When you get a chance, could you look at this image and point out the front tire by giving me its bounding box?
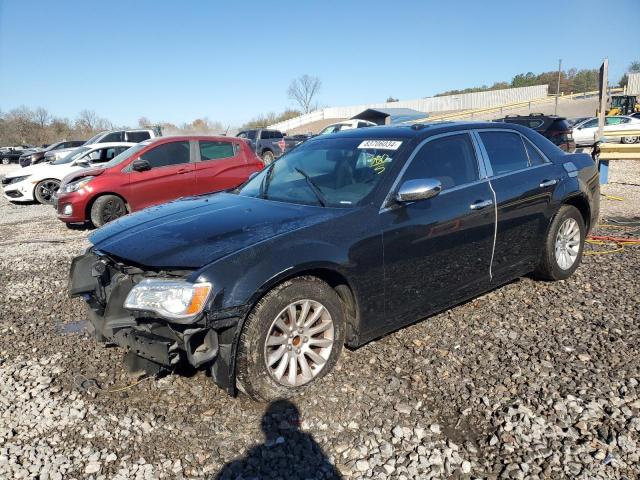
[534,205,585,281]
[1,157,10,165]
[34,179,60,205]
[90,195,127,227]
[621,136,639,144]
[236,276,345,402]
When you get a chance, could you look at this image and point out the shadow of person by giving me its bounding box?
[215,399,342,480]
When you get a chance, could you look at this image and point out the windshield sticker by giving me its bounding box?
[357,140,402,150]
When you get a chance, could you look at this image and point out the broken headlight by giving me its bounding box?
[124,279,212,322]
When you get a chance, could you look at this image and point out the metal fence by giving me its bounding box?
[269,85,549,132]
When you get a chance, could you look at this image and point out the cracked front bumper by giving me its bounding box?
[69,252,241,392]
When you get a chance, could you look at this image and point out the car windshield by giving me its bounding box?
[51,147,91,165]
[83,132,105,145]
[318,124,347,135]
[100,143,145,169]
[237,137,403,207]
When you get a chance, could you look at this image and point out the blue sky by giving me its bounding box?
[0,0,637,127]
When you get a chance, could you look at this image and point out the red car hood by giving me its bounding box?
[61,167,106,185]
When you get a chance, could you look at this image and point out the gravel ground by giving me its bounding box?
[0,161,639,479]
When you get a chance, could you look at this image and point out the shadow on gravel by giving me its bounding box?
[215,399,342,480]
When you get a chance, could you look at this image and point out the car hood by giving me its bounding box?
[5,163,50,178]
[90,193,350,269]
[7,162,83,180]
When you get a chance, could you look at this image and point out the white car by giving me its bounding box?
[2,142,135,204]
[44,128,159,162]
[572,116,640,146]
[318,119,377,135]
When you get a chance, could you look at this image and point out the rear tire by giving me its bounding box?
[2,157,11,165]
[534,205,585,281]
[621,136,639,144]
[236,276,345,402]
[90,195,127,228]
[34,179,60,205]
[261,150,275,165]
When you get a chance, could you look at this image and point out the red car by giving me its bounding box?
[56,136,263,227]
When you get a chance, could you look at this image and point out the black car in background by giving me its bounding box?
[70,122,599,401]
[1,145,37,165]
[19,140,85,167]
[496,114,576,152]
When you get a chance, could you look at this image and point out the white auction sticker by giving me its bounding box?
[357,140,402,150]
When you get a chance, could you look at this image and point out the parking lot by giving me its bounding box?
[0,160,638,479]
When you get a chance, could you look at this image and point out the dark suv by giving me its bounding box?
[496,114,576,152]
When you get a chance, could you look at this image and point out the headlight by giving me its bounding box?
[124,279,212,321]
[6,175,30,185]
[62,176,94,193]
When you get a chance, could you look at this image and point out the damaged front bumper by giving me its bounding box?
[69,251,244,393]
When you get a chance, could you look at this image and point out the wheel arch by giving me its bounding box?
[85,192,131,221]
[224,266,360,396]
[562,194,591,231]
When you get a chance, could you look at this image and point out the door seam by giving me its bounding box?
[487,179,498,281]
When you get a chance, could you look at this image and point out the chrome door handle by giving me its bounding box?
[470,199,493,210]
[540,179,557,188]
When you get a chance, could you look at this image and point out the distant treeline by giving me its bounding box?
[0,107,231,147]
[435,68,601,97]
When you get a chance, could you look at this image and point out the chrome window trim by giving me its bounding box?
[379,130,484,213]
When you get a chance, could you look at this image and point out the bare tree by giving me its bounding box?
[33,107,51,128]
[287,75,321,114]
[75,109,99,132]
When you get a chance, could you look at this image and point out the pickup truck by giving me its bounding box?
[236,129,308,164]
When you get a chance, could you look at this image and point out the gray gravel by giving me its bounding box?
[0,162,639,479]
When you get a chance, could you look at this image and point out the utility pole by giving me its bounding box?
[554,59,562,115]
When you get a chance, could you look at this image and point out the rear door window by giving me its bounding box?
[126,131,151,142]
[141,141,191,168]
[199,141,235,161]
[403,133,479,190]
[479,131,530,175]
[100,132,123,143]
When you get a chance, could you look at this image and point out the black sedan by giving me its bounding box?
[69,122,600,401]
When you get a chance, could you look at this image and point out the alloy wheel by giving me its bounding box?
[555,218,581,270]
[101,199,126,223]
[264,299,334,387]
[37,180,60,203]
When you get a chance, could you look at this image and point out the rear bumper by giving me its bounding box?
[69,252,240,393]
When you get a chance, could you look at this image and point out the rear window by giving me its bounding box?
[550,119,571,131]
[270,131,283,139]
[199,141,235,161]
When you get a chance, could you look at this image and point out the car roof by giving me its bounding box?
[82,142,137,150]
[314,121,524,140]
[144,135,243,144]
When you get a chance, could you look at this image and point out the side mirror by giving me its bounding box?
[132,159,151,172]
[396,178,442,203]
[72,160,91,167]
